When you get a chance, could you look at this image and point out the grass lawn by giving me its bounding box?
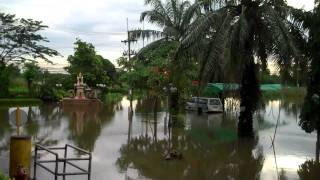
[0,98,42,107]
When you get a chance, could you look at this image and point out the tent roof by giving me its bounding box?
[205,83,284,94]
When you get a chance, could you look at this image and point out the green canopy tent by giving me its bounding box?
[203,83,285,96]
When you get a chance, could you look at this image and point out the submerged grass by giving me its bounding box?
[188,128,237,145]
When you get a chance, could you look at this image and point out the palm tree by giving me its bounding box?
[178,0,299,137]
[131,0,199,41]
[298,1,320,157]
[130,0,199,109]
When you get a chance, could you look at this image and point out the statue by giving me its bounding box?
[75,72,86,99]
[62,72,102,107]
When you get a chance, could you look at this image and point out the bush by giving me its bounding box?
[8,86,29,98]
[104,92,123,103]
[39,85,67,101]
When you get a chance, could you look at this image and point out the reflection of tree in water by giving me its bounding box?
[263,96,304,118]
[135,98,163,114]
[0,104,64,153]
[298,159,320,180]
[116,113,264,180]
[65,102,117,151]
[0,107,11,153]
[0,107,10,139]
[25,106,40,138]
[297,131,320,180]
[38,103,62,122]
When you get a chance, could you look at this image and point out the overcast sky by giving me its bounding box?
[0,0,314,71]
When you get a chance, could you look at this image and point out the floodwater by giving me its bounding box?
[0,96,317,180]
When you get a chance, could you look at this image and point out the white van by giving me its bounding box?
[185,97,223,113]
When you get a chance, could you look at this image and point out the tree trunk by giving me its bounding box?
[238,59,260,137]
[316,130,319,163]
[27,80,32,97]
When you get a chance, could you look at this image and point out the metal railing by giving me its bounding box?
[33,144,92,180]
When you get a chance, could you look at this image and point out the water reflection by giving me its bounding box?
[62,102,117,151]
[297,131,320,180]
[117,109,264,179]
[0,96,316,179]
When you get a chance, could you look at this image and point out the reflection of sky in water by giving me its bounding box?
[0,97,317,179]
[258,100,316,179]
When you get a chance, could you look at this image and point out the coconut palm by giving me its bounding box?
[131,0,199,41]
[178,0,299,137]
[298,1,320,148]
[128,0,200,110]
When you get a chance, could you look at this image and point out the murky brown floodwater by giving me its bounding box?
[0,96,317,180]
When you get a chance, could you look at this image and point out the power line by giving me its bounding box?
[50,28,127,36]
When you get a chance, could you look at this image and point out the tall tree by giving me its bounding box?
[131,0,199,41]
[178,0,299,137]
[298,0,320,161]
[131,0,199,108]
[23,61,41,96]
[65,39,116,87]
[0,13,59,64]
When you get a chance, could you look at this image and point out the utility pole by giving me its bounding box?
[121,18,137,113]
[121,18,137,61]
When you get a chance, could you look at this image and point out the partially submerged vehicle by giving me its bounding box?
[185,97,223,113]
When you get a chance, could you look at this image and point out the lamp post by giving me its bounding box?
[55,84,62,88]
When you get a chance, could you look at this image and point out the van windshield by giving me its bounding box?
[210,99,221,105]
[199,98,208,103]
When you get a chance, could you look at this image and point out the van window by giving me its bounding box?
[210,99,221,105]
[200,98,208,103]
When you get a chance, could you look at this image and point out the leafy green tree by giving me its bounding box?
[0,62,10,97]
[23,61,41,96]
[179,0,299,137]
[65,39,116,87]
[0,13,59,64]
[38,72,73,101]
[0,13,58,98]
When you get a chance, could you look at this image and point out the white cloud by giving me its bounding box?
[0,0,315,72]
[287,0,314,11]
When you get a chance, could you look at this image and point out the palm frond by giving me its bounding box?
[262,5,299,68]
[142,0,174,28]
[129,29,163,41]
[199,10,234,89]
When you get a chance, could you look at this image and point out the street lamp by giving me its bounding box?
[55,84,62,88]
[96,84,106,88]
[95,84,106,99]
